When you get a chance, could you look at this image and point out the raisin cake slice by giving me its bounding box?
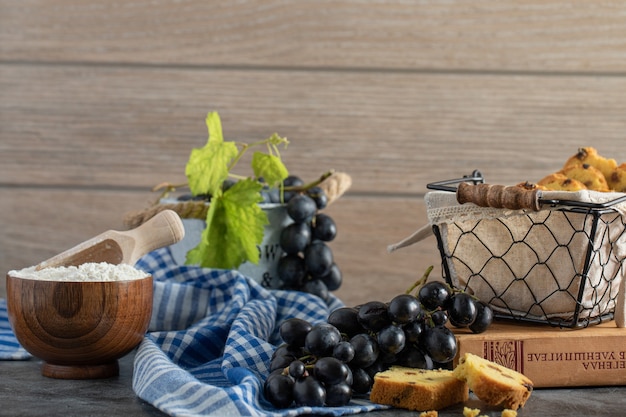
[370,366,469,411]
[453,353,533,410]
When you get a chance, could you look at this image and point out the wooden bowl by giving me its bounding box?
[6,273,153,379]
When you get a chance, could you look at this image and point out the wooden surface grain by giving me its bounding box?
[2,1,626,306]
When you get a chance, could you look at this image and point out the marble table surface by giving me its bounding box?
[2,352,625,417]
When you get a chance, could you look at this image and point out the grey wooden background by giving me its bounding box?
[2,1,626,306]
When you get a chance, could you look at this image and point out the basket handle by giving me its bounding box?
[456,182,541,211]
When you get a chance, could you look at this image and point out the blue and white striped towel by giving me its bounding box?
[0,298,31,360]
[132,248,388,416]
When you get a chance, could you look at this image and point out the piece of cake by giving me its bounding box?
[453,353,533,410]
[370,366,469,411]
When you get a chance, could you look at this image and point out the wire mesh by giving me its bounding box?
[428,173,626,328]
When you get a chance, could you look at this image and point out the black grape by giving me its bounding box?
[350,367,373,394]
[430,310,449,327]
[418,281,451,311]
[313,357,350,385]
[349,333,379,369]
[421,326,457,364]
[282,175,304,202]
[304,241,334,278]
[324,382,352,406]
[312,213,337,242]
[304,323,342,356]
[319,263,342,291]
[377,325,406,355]
[279,318,313,347]
[280,223,311,254]
[306,186,328,210]
[357,301,390,332]
[277,255,307,288]
[333,341,355,363]
[448,292,478,328]
[286,194,317,223]
[288,360,306,379]
[327,307,363,338]
[388,294,422,324]
[301,279,329,301]
[293,377,326,407]
[264,373,295,408]
[469,301,494,334]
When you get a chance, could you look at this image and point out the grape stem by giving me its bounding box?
[404,265,434,296]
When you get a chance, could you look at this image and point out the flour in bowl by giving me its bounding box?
[9,262,150,282]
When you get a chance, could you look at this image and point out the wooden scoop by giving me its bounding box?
[35,209,185,270]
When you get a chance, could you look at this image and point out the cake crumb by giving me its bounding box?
[502,410,517,417]
[419,411,437,417]
[463,407,481,417]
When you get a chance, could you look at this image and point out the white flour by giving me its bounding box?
[9,262,150,282]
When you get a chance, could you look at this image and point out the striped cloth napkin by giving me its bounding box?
[0,298,31,360]
[132,248,387,416]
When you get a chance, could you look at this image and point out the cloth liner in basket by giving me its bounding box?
[390,188,626,327]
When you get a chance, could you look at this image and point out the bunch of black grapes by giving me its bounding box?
[264,279,494,408]
[273,175,342,300]
[179,175,343,298]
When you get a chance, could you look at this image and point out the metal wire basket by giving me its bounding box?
[427,171,626,328]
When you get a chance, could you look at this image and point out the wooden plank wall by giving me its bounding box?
[2,1,626,307]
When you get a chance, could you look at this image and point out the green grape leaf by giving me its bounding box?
[186,178,267,269]
[185,112,238,196]
[252,151,289,188]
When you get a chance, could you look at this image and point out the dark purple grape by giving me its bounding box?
[268,186,282,203]
[264,373,294,408]
[327,307,363,338]
[282,176,304,202]
[324,382,352,406]
[388,294,422,324]
[364,360,388,379]
[396,346,433,369]
[357,301,390,332]
[260,186,276,203]
[448,292,478,328]
[469,301,494,334]
[420,326,457,364]
[350,367,373,394]
[305,323,342,356]
[418,281,451,311]
[280,223,311,254]
[272,343,304,361]
[314,357,350,385]
[349,333,379,368]
[306,186,328,210]
[293,376,326,407]
[312,213,337,242]
[430,310,449,327]
[283,175,304,187]
[270,354,296,372]
[289,360,306,379]
[280,318,312,347]
[304,241,334,278]
[319,263,342,291]
[377,325,406,355]
[302,279,329,301]
[277,255,306,288]
[286,194,317,223]
[403,320,424,344]
[333,341,355,363]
